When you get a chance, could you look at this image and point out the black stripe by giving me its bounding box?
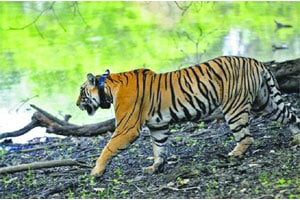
[205,66,213,80]
[157,93,163,119]
[178,100,192,120]
[291,115,297,123]
[273,109,283,122]
[178,75,197,110]
[208,79,219,105]
[190,67,209,101]
[189,67,200,83]
[195,64,205,76]
[156,74,162,102]
[223,91,243,116]
[149,74,154,99]
[228,109,249,125]
[236,134,253,143]
[149,124,169,131]
[169,72,178,112]
[184,68,193,83]
[169,107,179,122]
[164,72,168,90]
[123,73,129,86]
[183,76,194,93]
[194,96,206,115]
[153,136,168,144]
[275,99,283,105]
[232,123,249,133]
[214,59,228,82]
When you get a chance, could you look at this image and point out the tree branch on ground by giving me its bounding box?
[0,159,90,174]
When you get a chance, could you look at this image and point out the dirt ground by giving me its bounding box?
[0,93,299,199]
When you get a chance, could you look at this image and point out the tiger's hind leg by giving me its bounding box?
[223,103,254,156]
[142,126,169,174]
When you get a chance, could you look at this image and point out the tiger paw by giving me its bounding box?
[90,166,104,177]
[229,137,254,156]
[228,149,244,157]
[142,162,165,174]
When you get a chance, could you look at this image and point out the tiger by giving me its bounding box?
[76,56,300,177]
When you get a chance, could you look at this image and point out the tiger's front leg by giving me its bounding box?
[224,105,254,156]
[91,129,140,176]
[142,127,169,174]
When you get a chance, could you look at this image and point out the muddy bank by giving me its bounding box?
[0,94,299,199]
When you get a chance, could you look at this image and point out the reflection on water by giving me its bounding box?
[223,28,248,56]
[0,2,299,143]
[222,27,300,61]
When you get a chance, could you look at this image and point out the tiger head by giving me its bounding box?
[76,73,101,116]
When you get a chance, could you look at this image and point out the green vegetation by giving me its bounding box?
[0,2,299,124]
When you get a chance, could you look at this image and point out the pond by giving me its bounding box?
[0,1,299,143]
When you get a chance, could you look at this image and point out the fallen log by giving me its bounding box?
[0,159,90,174]
[263,58,300,93]
[0,119,39,139]
[0,104,115,140]
[0,58,299,141]
[30,104,115,137]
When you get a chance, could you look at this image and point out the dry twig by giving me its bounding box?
[0,159,90,174]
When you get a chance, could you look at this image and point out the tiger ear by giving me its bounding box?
[87,73,96,86]
[104,69,110,76]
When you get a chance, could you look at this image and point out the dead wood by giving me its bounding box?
[0,104,115,140]
[30,104,74,126]
[263,58,300,93]
[30,104,115,137]
[18,142,75,153]
[0,159,90,174]
[0,119,39,140]
[38,181,80,198]
[0,58,298,141]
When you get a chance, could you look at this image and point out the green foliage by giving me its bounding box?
[0,148,8,157]
[198,121,205,129]
[0,2,299,124]
[114,168,123,177]
[25,168,37,187]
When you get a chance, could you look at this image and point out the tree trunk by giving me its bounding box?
[0,58,299,140]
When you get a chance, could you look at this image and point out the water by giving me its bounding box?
[0,2,299,143]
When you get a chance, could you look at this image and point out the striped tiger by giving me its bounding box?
[76,56,300,176]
